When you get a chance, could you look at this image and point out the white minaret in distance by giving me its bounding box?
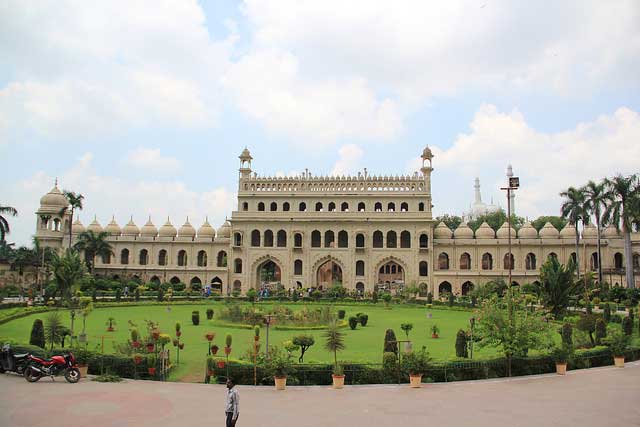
[474,177,482,204]
[506,164,515,214]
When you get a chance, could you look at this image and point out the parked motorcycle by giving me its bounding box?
[0,344,30,375]
[23,352,80,383]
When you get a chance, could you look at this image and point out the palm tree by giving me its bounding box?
[560,186,586,281]
[539,256,578,319]
[61,191,84,249]
[50,249,87,304]
[583,180,608,285]
[0,204,18,243]
[323,321,346,370]
[73,230,112,273]
[603,174,640,289]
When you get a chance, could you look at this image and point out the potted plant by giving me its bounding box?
[332,363,345,389]
[205,332,216,342]
[179,343,184,350]
[403,346,430,387]
[224,333,232,356]
[269,354,290,390]
[133,353,144,365]
[217,359,225,369]
[254,325,260,342]
[106,317,116,332]
[324,321,346,389]
[605,329,629,368]
[175,321,181,337]
[551,344,571,375]
[206,356,216,377]
[146,342,154,352]
[431,324,440,338]
[206,308,214,320]
[148,355,157,376]
[211,344,219,355]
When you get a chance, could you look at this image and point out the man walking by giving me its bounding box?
[225,378,239,426]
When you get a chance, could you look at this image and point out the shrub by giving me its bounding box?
[576,314,596,346]
[381,293,392,307]
[426,292,433,304]
[115,288,121,302]
[400,323,413,338]
[29,319,45,348]
[448,293,455,307]
[622,316,633,336]
[357,313,368,326]
[455,329,468,358]
[372,291,378,304]
[595,318,606,345]
[157,288,164,302]
[560,323,573,347]
[134,287,140,301]
[348,316,358,330]
[192,311,200,326]
[337,310,346,320]
[383,329,398,355]
[603,304,611,322]
[382,352,397,371]
[403,346,431,375]
[206,308,214,320]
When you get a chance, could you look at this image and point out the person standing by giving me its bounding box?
[225,378,239,426]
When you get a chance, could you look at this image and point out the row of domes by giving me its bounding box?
[434,221,620,239]
[72,216,231,239]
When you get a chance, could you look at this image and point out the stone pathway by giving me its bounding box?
[1,362,639,426]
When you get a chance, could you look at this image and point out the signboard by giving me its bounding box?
[509,177,520,188]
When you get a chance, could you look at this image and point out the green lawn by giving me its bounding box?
[0,302,496,381]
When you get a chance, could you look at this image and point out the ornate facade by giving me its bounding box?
[35,148,640,295]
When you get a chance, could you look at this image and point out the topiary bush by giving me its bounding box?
[560,323,573,347]
[192,311,200,326]
[622,316,633,336]
[448,293,455,307]
[595,318,607,345]
[29,319,45,348]
[455,329,468,358]
[383,329,398,355]
[358,313,368,326]
[348,316,358,330]
[603,304,611,322]
[206,308,214,320]
[427,292,433,304]
[157,288,164,302]
[337,310,346,319]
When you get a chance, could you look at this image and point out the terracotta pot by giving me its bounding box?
[431,333,439,339]
[206,334,215,342]
[224,347,232,356]
[179,343,184,350]
[217,360,225,369]
[555,362,567,375]
[107,327,114,332]
[274,376,287,390]
[332,374,345,389]
[133,356,143,365]
[207,370,214,377]
[176,331,182,337]
[211,346,219,355]
[254,336,259,342]
[614,356,625,368]
[146,343,154,352]
[132,341,140,349]
[148,367,156,375]
[409,374,423,388]
[78,365,88,378]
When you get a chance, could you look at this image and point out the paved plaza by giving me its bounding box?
[1,362,639,427]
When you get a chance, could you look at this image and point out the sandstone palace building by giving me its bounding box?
[34,148,640,295]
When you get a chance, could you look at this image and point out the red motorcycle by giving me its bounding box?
[23,352,81,383]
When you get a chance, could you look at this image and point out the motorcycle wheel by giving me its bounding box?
[0,366,5,373]
[64,368,80,383]
[24,366,42,383]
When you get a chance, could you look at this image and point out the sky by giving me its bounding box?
[1,0,639,246]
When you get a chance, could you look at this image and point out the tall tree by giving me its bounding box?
[73,230,113,273]
[61,191,84,249]
[583,180,608,284]
[0,204,18,243]
[560,186,585,280]
[603,174,640,289]
[50,249,87,304]
[539,256,578,319]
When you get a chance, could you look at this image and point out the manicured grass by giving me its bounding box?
[0,302,496,381]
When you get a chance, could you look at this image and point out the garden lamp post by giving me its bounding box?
[501,175,519,376]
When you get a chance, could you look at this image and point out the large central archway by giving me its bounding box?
[376,257,405,292]
[256,259,282,291]
[316,259,343,289]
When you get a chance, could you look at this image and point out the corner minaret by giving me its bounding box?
[238,147,253,186]
[420,146,434,192]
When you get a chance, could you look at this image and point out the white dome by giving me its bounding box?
[539,222,560,239]
[197,218,216,238]
[159,218,177,238]
[560,223,576,238]
[86,217,103,233]
[518,222,538,239]
[453,223,474,239]
[140,217,158,237]
[40,184,68,208]
[104,217,121,236]
[217,220,231,239]
[496,222,516,239]
[122,217,140,236]
[71,218,85,234]
[475,222,495,239]
[434,222,452,239]
[178,218,196,238]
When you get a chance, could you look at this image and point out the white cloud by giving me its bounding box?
[331,144,364,176]
[125,148,182,171]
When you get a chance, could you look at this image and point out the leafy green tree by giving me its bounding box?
[435,214,463,231]
[383,329,398,356]
[583,180,608,284]
[292,335,315,363]
[455,329,469,358]
[73,230,113,273]
[531,216,567,232]
[400,323,413,338]
[539,257,577,319]
[0,204,18,243]
[50,249,87,304]
[576,314,597,346]
[61,191,84,249]
[560,186,586,280]
[29,319,45,348]
[324,321,345,370]
[468,209,525,232]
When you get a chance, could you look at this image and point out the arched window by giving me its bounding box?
[387,202,395,212]
[386,231,397,248]
[504,253,514,270]
[177,250,187,266]
[375,202,382,212]
[400,231,411,248]
[139,249,148,266]
[419,261,428,276]
[158,249,167,266]
[258,202,265,212]
[356,282,365,294]
[299,202,307,212]
[294,259,303,275]
[270,202,277,212]
[233,280,242,292]
[328,202,336,212]
[590,252,599,270]
[548,252,558,261]
[460,253,471,270]
[277,230,287,247]
[341,202,349,212]
[282,202,290,212]
[170,276,181,285]
[197,250,207,267]
[358,202,365,212]
[264,230,274,247]
[482,253,493,270]
[315,202,323,212]
[373,230,383,248]
[294,233,303,247]
[234,232,242,246]
[338,230,348,248]
[400,202,408,212]
[570,252,577,265]
[101,252,111,264]
[439,281,452,295]
[418,202,425,212]
[234,258,242,274]
[120,249,129,265]
[526,253,536,270]
[356,233,365,248]
[217,251,227,267]
[356,260,365,276]
[633,253,640,269]
[614,252,623,269]
[324,230,335,248]
[311,230,321,247]
[419,234,428,248]
[462,281,474,296]
[251,230,260,247]
[438,253,449,270]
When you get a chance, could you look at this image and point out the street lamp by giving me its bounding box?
[501,176,519,288]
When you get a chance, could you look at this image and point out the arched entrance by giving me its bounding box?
[377,259,405,292]
[316,259,342,289]
[210,277,223,294]
[257,260,282,291]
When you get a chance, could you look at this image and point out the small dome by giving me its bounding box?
[71,218,85,234]
[40,184,69,208]
[583,223,598,238]
[475,222,495,239]
[539,222,560,239]
[560,223,576,238]
[158,217,177,238]
[434,222,452,239]
[178,218,196,238]
[421,146,433,159]
[603,224,620,238]
[496,222,516,239]
[86,216,103,233]
[104,216,121,235]
[239,147,253,161]
[217,220,232,239]
[518,222,538,239]
[453,223,474,239]
[197,218,216,238]
[122,217,140,236]
[140,217,158,237]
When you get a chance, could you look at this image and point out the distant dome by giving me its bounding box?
[197,218,216,238]
[122,217,139,236]
[87,217,103,233]
[434,222,452,239]
[178,218,196,238]
[475,222,495,239]
[539,222,560,239]
[518,222,538,239]
[71,218,85,234]
[560,223,576,238]
[140,217,158,237]
[40,184,68,208]
[104,217,121,236]
[603,224,620,238]
[217,220,231,239]
[158,218,177,238]
[583,223,598,238]
[496,222,516,239]
[453,223,474,239]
